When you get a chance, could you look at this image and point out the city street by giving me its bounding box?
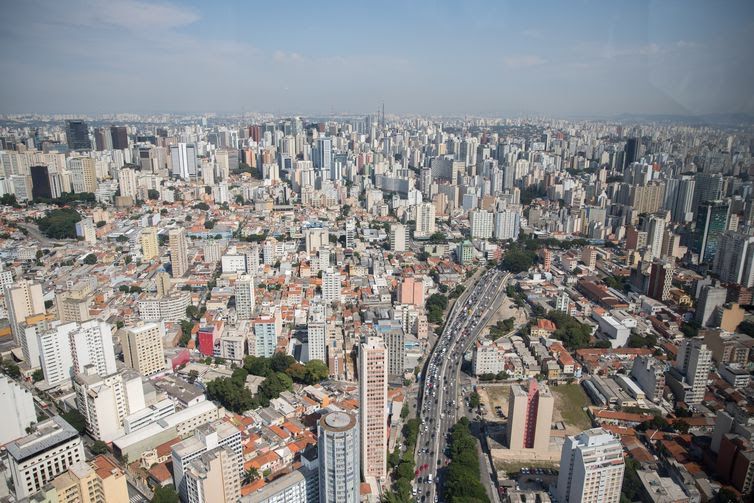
[413,268,510,503]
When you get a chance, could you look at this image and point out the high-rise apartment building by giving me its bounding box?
[389,223,407,252]
[494,208,520,241]
[235,274,255,319]
[415,202,436,238]
[57,288,93,323]
[359,336,388,481]
[630,182,665,214]
[469,209,494,239]
[117,166,137,199]
[169,227,189,278]
[345,217,356,249]
[647,260,674,301]
[140,227,159,260]
[306,302,327,363]
[6,415,86,499]
[74,366,145,442]
[69,319,117,377]
[322,267,341,303]
[253,314,281,358]
[65,120,91,151]
[318,411,360,503]
[68,157,97,193]
[670,337,712,404]
[4,280,45,342]
[38,322,77,386]
[556,428,625,503]
[630,355,666,403]
[121,323,167,376]
[184,447,242,503]
[48,456,129,503]
[0,375,37,445]
[171,420,243,499]
[506,379,554,452]
[304,227,329,255]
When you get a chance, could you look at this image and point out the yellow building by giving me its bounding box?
[50,456,128,503]
[140,227,160,261]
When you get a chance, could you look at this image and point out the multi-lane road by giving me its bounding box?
[413,268,511,503]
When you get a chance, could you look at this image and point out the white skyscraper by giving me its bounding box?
[0,375,37,445]
[469,209,494,239]
[253,315,281,358]
[389,223,407,252]
[170,143,197,180]
[494,208,521,241]
[345,217,356,249]
[306,302,327,363]
[234,274,255,320]
[415,202,436,238]
[322,267,341,303]
[69,320,117,377]
[673,337,712,404]
[38,322,78,387]
[319,411,360,503]
[117,167,137,199]
[557,428,625,503]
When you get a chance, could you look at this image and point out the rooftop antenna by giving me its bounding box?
[381,102,385,129]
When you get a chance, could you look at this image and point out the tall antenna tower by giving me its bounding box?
[381,102,385,129]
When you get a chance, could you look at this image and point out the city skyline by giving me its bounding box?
[1,0,753,116]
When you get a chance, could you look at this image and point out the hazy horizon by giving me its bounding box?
[2,0,753,117]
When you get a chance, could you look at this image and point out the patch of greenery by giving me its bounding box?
[37,208,82,239]
[443,418,489,502]
[545,310,593,349]
[426,293,448,324]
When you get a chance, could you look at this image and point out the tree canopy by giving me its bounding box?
[545,310,593,349]
[206,353,329,413]
[443,418,489,503]
[426,293,448,324]
[500,245,536,273]
[37,208,82,239]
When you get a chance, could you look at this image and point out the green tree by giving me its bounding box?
[469,392,481,408]
[303,360,329,384]
[32,369,44,383]
[83,253,97,265]
[400,402,410,420]
[151,485,179,503]
[147,189,160,200]
[501,245,536,273]
[243,467,260,485]
[90,440,109,455]
[36,208,82,239]
[244,356,273,377]
[285,362,307,382]
[270,352,296,372]
[61,409,87,434]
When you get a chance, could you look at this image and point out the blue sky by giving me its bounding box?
[1,0,753,116]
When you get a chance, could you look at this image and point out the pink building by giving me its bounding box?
[399,276,425,307]
[359,336,388,482]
